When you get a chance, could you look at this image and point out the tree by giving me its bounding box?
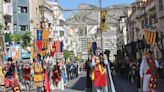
[10,33,22,42]
[5,33,12,42]
[9,31,32,48]
[63,50,70,60]
[21,32,32,48]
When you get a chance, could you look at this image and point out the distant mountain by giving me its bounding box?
[66,3,130,33]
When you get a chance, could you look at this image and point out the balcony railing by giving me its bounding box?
[3,2,12,16]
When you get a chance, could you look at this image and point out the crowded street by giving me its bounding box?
[1,0,164,92]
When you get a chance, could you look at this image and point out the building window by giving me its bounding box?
[18,6,28,13]
[159,0,163,11]
[18,25,28,31]
[4,0,10,2]
[14,24,17,31]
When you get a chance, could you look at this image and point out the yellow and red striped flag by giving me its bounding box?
[144,30,156,46]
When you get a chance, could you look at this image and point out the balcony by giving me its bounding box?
[3,2,13,17]
[145,0,155,11]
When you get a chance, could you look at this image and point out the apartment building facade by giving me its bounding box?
[13,0,29,32]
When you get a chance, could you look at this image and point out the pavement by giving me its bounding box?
[60,71,86,92]
[113,74,138,92]
[113,73,164,92]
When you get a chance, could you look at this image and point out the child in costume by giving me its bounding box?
[22,62,31,90]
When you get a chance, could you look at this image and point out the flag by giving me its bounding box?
[60,41,64,52]
[152,32,156,46]
[31,47,36,59]
[92,42,97,55]
[55,40,60,52]
[13,48,20,60]
[44,70,50,92]
[36,30,42,51]
[42,29,49,40]
[100,10,107,32]
[144,29,156,46]
[42,29,49,50]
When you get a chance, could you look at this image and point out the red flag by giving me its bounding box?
[55,40,60,52]
[44,70,50,92]
[50,41,56,57]
[36,40,42,51]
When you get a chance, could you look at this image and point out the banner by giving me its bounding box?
[100,10,107,32]
[60,41,64,52]
[144,30,156,46]
[13,48,20,61]
[92,42,97,55]
[42,29,49,40]
[36,30,43,51]
[55,40,60,53]
[31,47,36,59]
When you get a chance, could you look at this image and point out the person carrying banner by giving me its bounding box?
[92,54,108,92]
[33,54,44,92]
[140,50,159,92]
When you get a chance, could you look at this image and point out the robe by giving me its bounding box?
[93,65,107,87]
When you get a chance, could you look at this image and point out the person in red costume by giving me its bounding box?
[4,58,20,92]
[92,54,108,92]
[22,62,31,91]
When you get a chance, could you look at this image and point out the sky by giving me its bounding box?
[50,0,135,18]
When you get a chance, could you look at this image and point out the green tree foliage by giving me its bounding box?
[5,33,12,42]
[63,50,70,59]
[21,32,32,48]
[10,33,22,42]
[8,32,32,48]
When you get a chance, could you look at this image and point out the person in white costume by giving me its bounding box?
[140,50,159,92]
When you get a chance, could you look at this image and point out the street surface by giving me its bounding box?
[0,71,164,92]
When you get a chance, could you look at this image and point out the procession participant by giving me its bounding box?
[92,55,108,92]
[0,59,5,91]
[52,62,61,89]
[33,54,44,92]
[43,58,50,92]
[22,62,31,91]
[5,58,20,92]
[60,60,68,88]
[86,56,93,92]
[140,50,159,92]
[16,61,22,83]
[66,61,71,81]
